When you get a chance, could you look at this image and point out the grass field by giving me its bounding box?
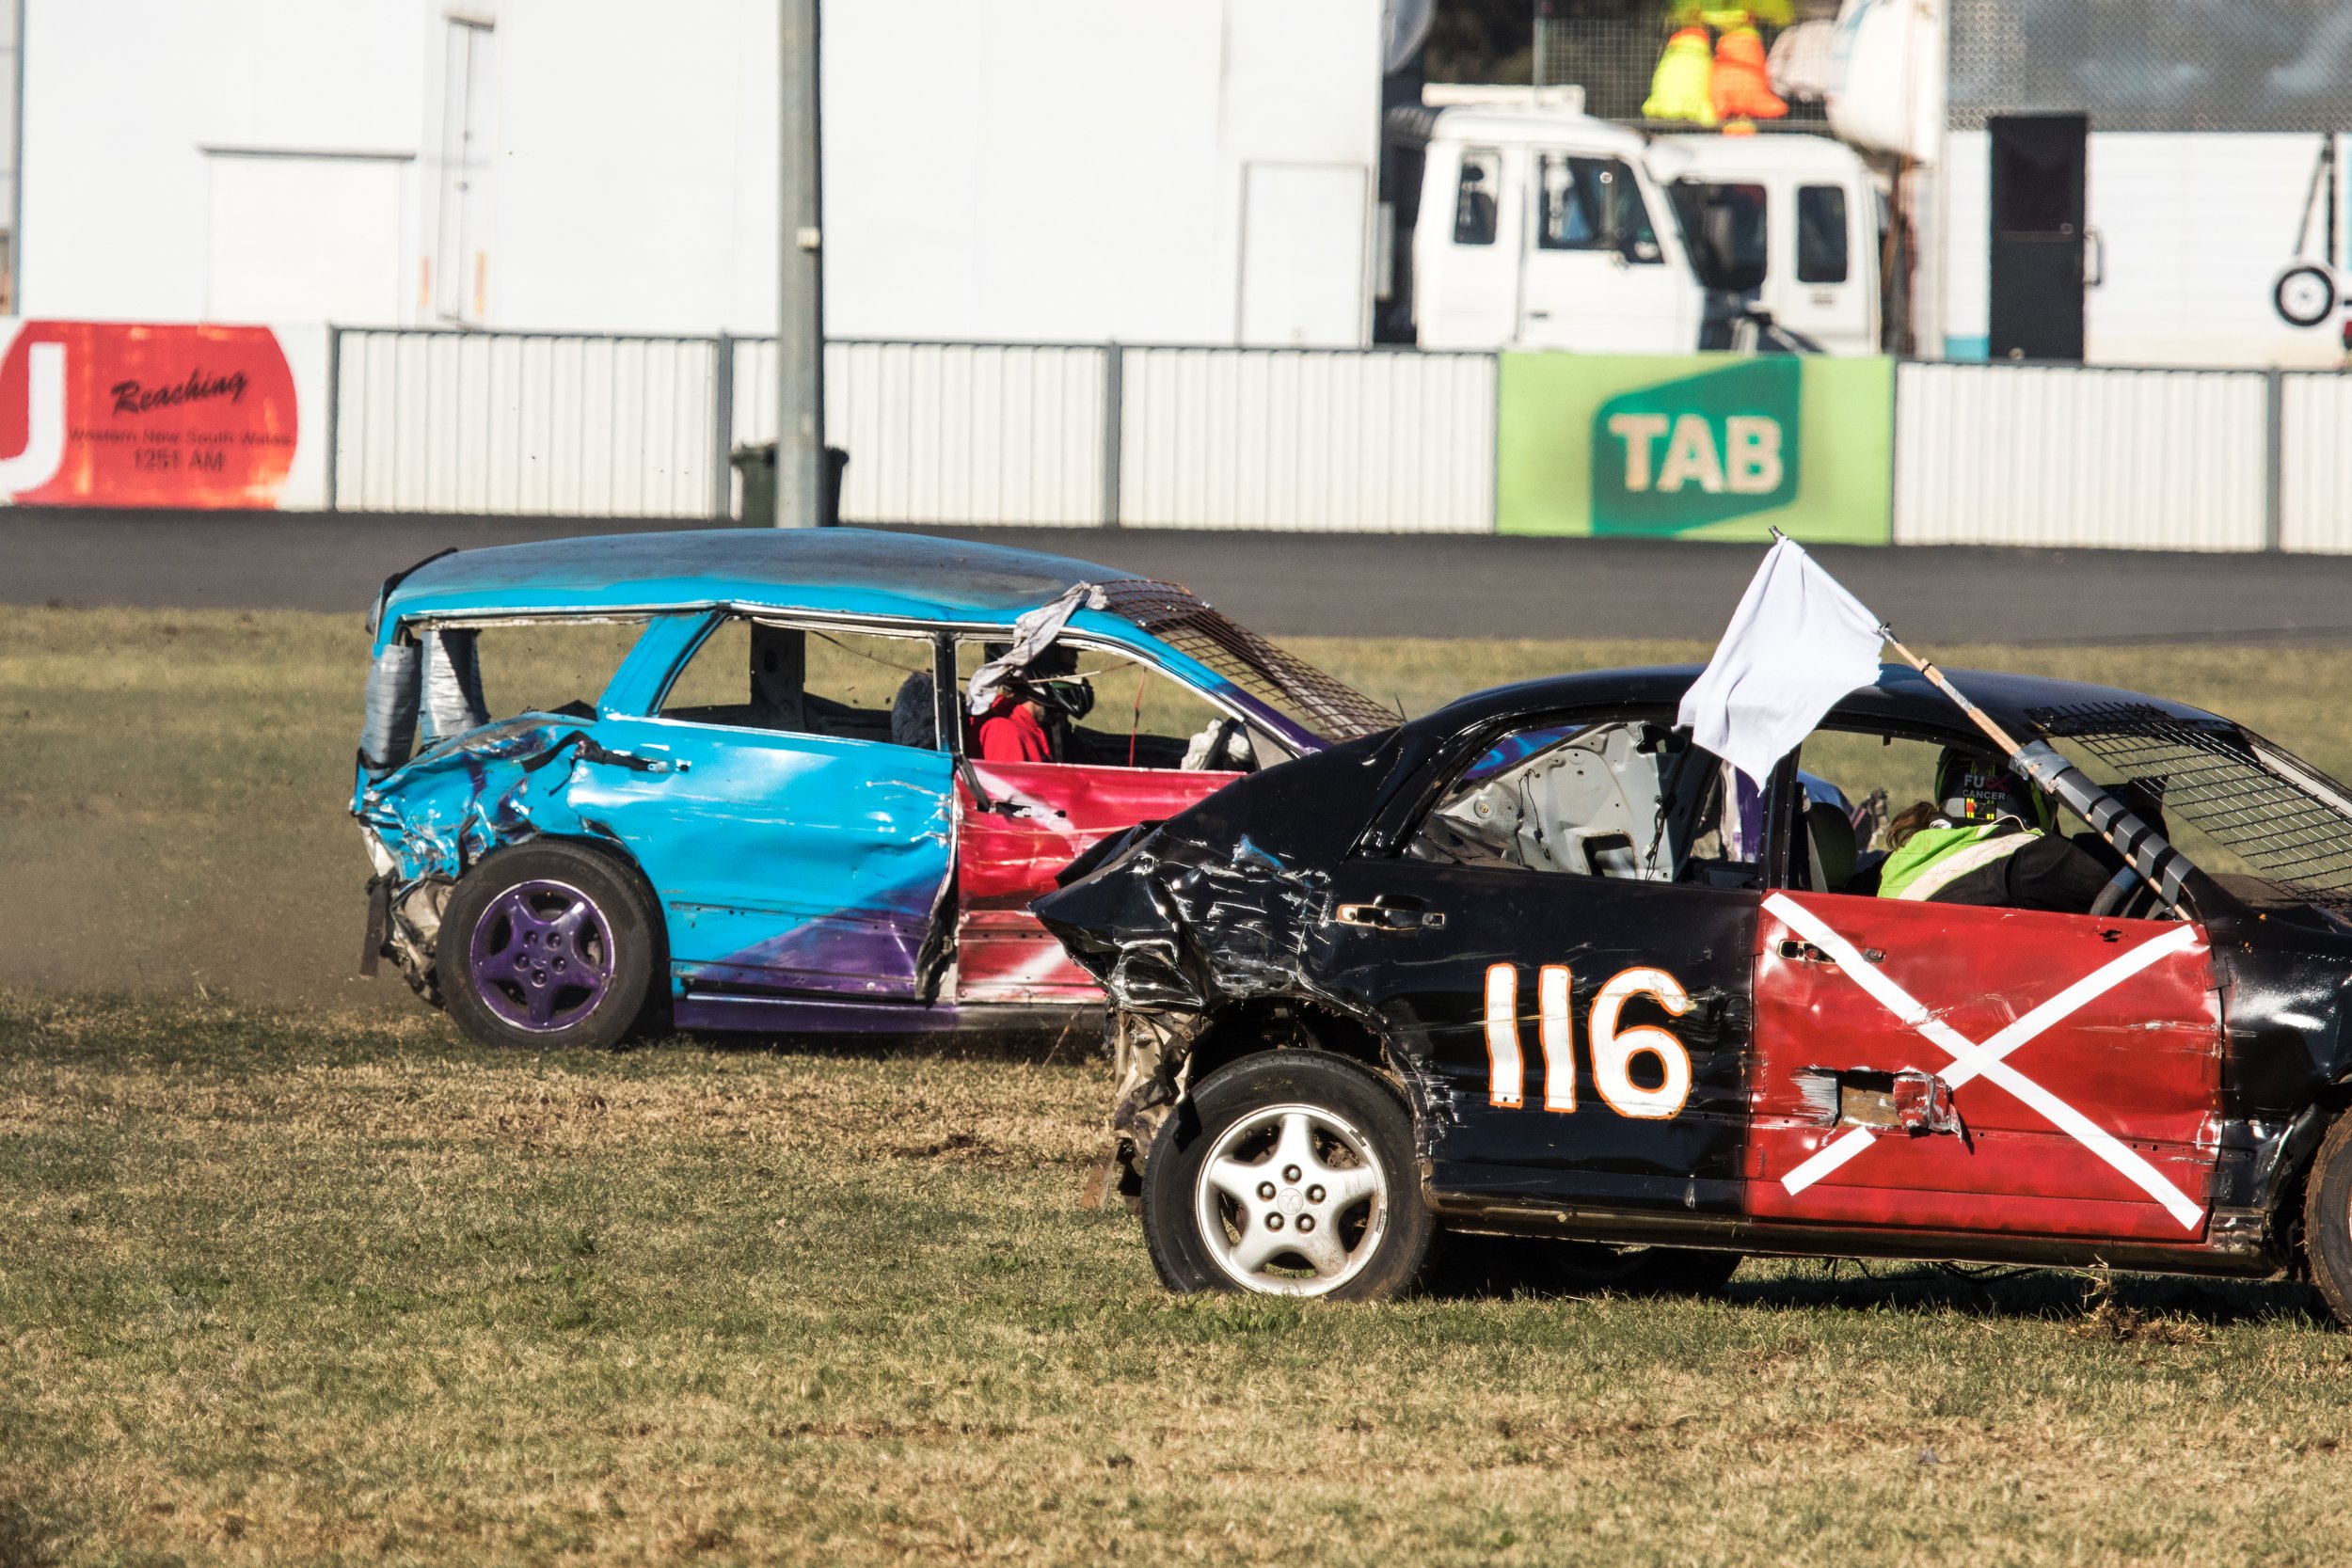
[9,607,2352,1564]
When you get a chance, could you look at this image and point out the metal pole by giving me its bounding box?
[1099,342,1122,527]
[711,331,735,521]
[1531,1,1549,89]
[8,0,24,312]
[324,325,342,513]
[2265,366,2285,553]
[777,0,825,527]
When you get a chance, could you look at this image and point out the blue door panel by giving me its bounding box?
[568,715,953,999]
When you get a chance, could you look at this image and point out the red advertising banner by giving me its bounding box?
[0,322,298,507]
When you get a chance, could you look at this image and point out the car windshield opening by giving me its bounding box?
[1408,719,1758,886]
[2031,703,2352,905]
[1091,578,1396,743]
[956,637,1267,771]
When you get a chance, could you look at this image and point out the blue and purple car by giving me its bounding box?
[352,528,1394,1049]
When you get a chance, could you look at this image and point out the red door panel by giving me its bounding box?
[1747,891,2221,1244]
[954,760,1237,1004]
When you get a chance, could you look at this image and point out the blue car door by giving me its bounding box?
[573,611,954,999]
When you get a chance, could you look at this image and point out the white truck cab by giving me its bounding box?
[1406,97,1883,356]
[1649,132,1883,356]
[1413,106,1705,353]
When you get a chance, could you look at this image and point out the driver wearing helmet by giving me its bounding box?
[974,642,1095,764]
[1876,748,2114,914]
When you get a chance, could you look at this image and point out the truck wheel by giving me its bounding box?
[1142,1052,1434,1301]
[440,841,662,1052]
[2301,1111,2352,1329]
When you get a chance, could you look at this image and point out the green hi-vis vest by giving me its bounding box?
[1878,821,2032,902]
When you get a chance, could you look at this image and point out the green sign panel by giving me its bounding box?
[1496,352,1894,543]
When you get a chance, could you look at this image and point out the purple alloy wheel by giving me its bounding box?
[467,879,616,1032]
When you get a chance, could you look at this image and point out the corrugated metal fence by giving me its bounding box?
[333,330,723,516]
[1893,363,2270,552]
[335,328,1495,531]
[330,326,2352,551]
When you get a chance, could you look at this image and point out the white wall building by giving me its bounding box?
[1936,132,2343,370]
[16,0,1382,345]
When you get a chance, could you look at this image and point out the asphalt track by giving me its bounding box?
[10,507,2352,644]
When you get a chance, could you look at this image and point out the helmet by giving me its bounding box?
[1033,677,1095,721]
[1934,748,2052,831]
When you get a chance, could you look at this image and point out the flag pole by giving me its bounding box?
[1877,627,2026,757]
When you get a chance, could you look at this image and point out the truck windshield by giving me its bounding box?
[1668,181,1769,293]
[1535,154,1661,261]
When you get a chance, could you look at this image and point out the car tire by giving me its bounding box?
[1142,1051,1434,1301]
[1439,1233,1742,1298]
[439,840,664,1052]
[2301,1110,2352,1329]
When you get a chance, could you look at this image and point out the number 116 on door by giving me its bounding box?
[1483,962,1693,1121]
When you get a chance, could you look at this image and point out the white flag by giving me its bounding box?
[1677,537,1884,785]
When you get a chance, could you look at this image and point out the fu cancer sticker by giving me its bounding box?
[0,322,298,507]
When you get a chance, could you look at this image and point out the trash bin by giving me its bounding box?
[727,442,849,526]
[729,441,776,527]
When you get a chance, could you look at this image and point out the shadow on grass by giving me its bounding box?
[1424,1233,2330,1330]
[0,1487,75,1568]
[1723,1258,2329,1330]
[664,1020,1105,1067]
[0,990,1109,1071]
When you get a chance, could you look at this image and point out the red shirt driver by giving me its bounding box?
[975,690,1052,763]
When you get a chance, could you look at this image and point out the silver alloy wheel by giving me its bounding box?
[1193,1101,1390,1296]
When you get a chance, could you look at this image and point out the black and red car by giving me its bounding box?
[1036,661,2352,1322]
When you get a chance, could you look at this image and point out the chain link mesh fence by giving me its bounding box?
[1953,0,2352,132]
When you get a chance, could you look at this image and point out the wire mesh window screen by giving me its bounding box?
[1093,579,1396,742]
[2031,703,2352,901]
[1952,0,2352,132]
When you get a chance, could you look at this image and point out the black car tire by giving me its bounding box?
[1143,1051,1435,1301]
[2301,1110,2352,1329]
[1439,1233,1742,1298]
[440,840,664,1052]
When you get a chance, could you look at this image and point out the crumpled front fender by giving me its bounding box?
[352,716,604,882]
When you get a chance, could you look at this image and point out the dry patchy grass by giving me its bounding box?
[3,994,2350,1567]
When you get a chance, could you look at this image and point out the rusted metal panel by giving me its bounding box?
[1746,891,2221,1243]
[954,759,1237,1003]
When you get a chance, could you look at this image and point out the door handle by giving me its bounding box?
[576,737,688,775]
[1777,939,1882,963]
[1333,899,1446,932]
[521,731,689,777]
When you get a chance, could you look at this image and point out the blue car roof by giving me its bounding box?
[374,528,1125,642]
